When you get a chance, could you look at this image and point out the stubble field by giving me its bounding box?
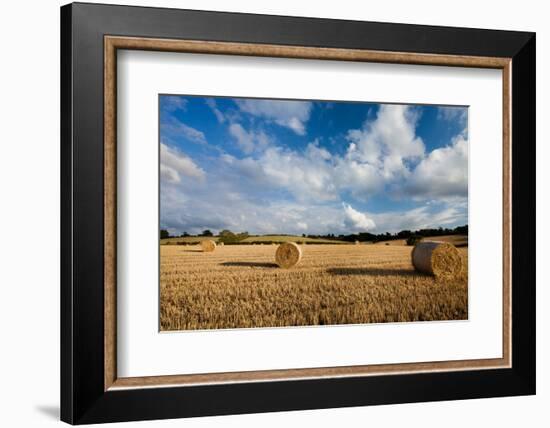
[160,243,468,331]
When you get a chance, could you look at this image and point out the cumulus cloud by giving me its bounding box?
[369,201,466,233]
[160,143,205,184]
[161,183,342,236]
[223,142,338,202]
[161,177,465,236]
[345,104,424,179]
[228,123,270,154]
[161,117,207,145]
[220,105,428,203]
[333,159,384,200]
[160,164,180,184]
[406,133,468,199]
[342,203,376,231]
[235,99,312,135]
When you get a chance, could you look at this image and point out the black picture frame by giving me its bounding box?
[61,2,535,424]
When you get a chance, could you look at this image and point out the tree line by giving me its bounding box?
[303,225,468,243]
[160,225,467,243]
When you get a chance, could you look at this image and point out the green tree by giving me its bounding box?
[218,229,236,243]
[201,229,213,237]
[160,229,170,239]
[218,229,249,244]
[406,235,422,246]
[397,230,412,239]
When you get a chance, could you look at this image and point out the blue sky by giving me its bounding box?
[160,95,468,236]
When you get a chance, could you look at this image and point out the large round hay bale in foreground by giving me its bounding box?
[275,242,303,269]
[412,241,462,279]
[200,240,216,252]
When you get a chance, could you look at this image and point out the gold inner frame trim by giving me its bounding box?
[104,35,512,391]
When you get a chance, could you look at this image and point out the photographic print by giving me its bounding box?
[159,95,468,331]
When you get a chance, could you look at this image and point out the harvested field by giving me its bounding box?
[160,244,468,331]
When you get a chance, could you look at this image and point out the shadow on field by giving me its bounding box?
[327,267,425,277]
[181,249,203,252]
[221,261,278,268]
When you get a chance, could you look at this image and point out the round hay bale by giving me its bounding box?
[200,240,216,253]
[411,241,462,279]
[355,240,360,245]
[275,242,302,269]
[219,242,224,246]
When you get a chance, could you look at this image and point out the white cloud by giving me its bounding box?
[161,186,343,236]
[235,99,312,135]
[369,201,466,233]
[228,123,270,154]
[220,105,427,203]
[333,159,384,200]
[342,203,376,231]
[161,180,466,236]
[216,105,468,207]
[345,104,424,179]
[160,164,181,184]
[437,106,468,124]
[161,117,207,145]
[160,143,205,183]
[161,149,467,235]
[223,142,338,202]
[205,98,226,123]
[296,221,308,230]
[162,96,188,112]
[406,133,468,199]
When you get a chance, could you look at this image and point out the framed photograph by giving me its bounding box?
[61,2,535,424]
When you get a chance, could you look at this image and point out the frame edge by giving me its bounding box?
[60,2,74,425]
[510,32,536,394]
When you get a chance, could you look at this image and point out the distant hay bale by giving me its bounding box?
[219,242,224,246]
[275,242,302,269]
[355,240,360,245]
[412,241,462,279]
[200,240,216,253]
